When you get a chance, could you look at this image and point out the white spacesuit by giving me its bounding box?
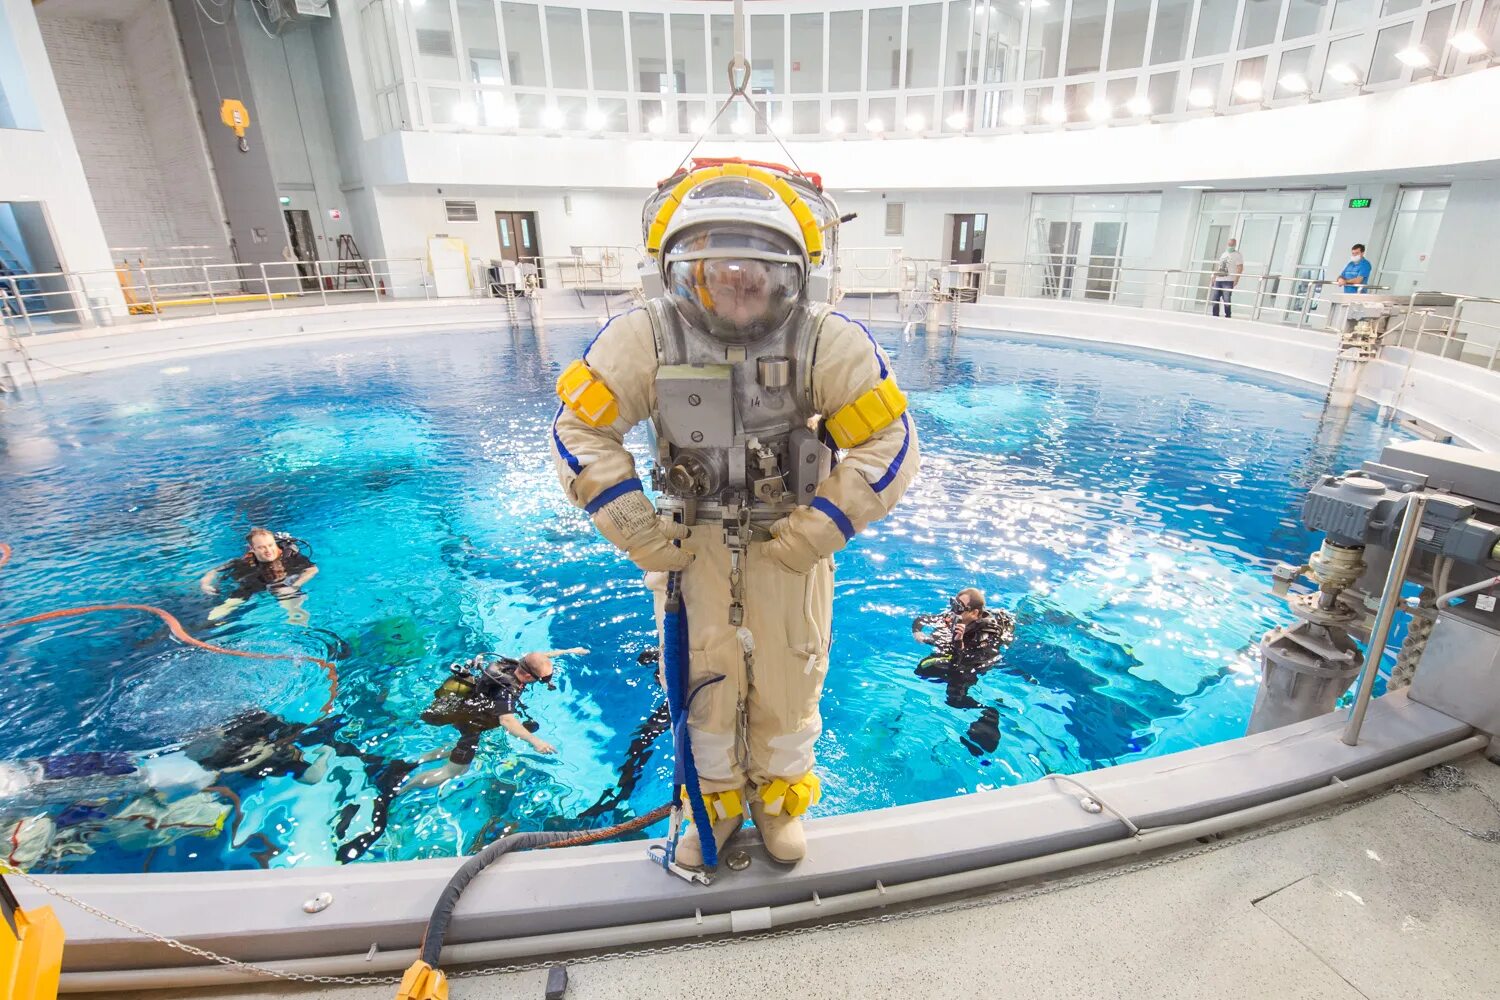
[552,162,918,868]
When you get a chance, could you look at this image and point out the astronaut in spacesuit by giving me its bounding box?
[551,162,918,868]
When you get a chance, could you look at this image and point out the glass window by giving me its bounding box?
[1414,4,1456,80]
[1320,34,1368,89]
[1064,81,1095,122]
[829,10,864,90]
[945,0,976,85]
[793,99,821,133]
[1313,191,1347,210]
[940,88,968,129]
[457,0,502,85]
[983,1,1023,81]
[830,97,858,131]
[1276,45,1314,93]
[868,94,898,130]
[1189,63,1223,104]
[414,1,460,81]
[750,14,785,93]
[1368,23,1412,83]
[670,13,707,94]
[630,13,667,93]
[791,13,824,93]
[594,96,627,131]
[1147,70,1179,113]
[501,3,543,86]
[429,86,463,123]
[1150,0,1193,64]
[587,10,627,91]
[1381,0,1421,12]
[1232,55,1268,103]
[1065,0,1108,74]
[907,3,943,87]
[1108,0,1151,71]
[1023,0,1066,79]
[710,13,734,94]
[1471,0,1500,71]
[1105,76,1135,112]
[1240,0,1283,48]
[1283,0,1327,39]
[868,7,903,90]
[546,7,586,88]
[1194,0,1238,57]
[1331,0,1378,31]
[904,93,935,127]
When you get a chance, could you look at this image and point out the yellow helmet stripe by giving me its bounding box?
[645,165,824,265]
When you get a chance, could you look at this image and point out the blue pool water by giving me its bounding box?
[0,323,1402,873]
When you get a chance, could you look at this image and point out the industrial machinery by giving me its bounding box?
[1250,440,1500,736]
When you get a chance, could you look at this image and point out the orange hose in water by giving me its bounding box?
[0,544,338,715]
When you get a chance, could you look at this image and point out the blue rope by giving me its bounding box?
[663,571,721,868]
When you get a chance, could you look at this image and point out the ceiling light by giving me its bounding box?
[1233,79,1264,101]
[1395,46,1432,68]
[1327,63,1362,84]
[1179,185,1215,190]
[1187,87,1216,108]
[1125,96,1152,116]
[451,102,477,127]
[866,117,886,133]
[584,109,606,131]
[1001,106,1027,126]
[689,116,708,133]
[1278,72,1310,94]
[646,116,666,134]
[1086,100,1112,122]
[904,112,927,130]
[1041,103,1067,124]
[540,107,565,130]
[1449,30,1490,55]
[828,116,846,135]
[945,111,969,129]
[730,117,750,135]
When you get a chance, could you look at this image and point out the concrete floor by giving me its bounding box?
[96,754,1500,1000]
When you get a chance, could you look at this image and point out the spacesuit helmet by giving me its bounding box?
[651,170,817,344]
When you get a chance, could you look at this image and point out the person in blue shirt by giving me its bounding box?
[1336,244,1373,294]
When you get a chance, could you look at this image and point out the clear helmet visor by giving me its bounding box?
[664,227,804,344]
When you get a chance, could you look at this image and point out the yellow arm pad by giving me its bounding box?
[556,359,620,428]
[824,377,908,449]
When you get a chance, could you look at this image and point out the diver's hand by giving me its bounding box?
[755,517,822,575]
[199,576,218,596]
[530,738,557,754]
[590,490,693,572]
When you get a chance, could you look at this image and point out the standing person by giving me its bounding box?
[1210,238,1244,318]
[1336,244,1372,294]
[551,162,919,869]
[200,528,319,624]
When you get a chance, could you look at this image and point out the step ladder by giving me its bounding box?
[334,234,373,290]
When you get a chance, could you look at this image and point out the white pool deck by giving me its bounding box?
[86,751,1500,1000]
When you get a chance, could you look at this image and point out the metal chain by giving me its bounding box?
[9,778,1427,989]
[1396,762,1500,843]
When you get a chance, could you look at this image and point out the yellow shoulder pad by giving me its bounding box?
[824,376,907,449]
[556,359,620,428]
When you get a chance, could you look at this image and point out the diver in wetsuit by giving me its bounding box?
[201,528,319,624]
[402,653,559,792]
[912,589,1022,757]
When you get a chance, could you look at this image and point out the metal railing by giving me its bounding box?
[1385,293,1500,371]
[522,248,647,292]
[0,257,498,337]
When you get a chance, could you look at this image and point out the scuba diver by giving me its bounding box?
[911,588,1023,758]
[551,160,919,869]
[201,528,319,624]
[401,652,562,792]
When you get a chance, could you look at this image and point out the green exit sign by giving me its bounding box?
[1348,198,1372,208]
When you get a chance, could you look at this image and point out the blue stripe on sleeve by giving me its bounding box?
[831,310,889,380]
[810,497,855,542]
[551,405,582,474]
[584,477,644,515]
[871,414,912,493]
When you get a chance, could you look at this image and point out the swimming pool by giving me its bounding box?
[0,322,1402,874]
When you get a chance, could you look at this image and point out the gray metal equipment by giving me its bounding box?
[1248,440,1500,735]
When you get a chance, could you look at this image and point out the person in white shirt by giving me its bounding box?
[1210,238,1244,318]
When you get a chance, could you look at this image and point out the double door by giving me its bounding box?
[1035,218,1127,301]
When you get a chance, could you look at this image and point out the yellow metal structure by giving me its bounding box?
[1,875,64,1000]
[396,959,449,1000]
[645,163,825,266]
[219,98,250,138]
[823,376,908,449]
